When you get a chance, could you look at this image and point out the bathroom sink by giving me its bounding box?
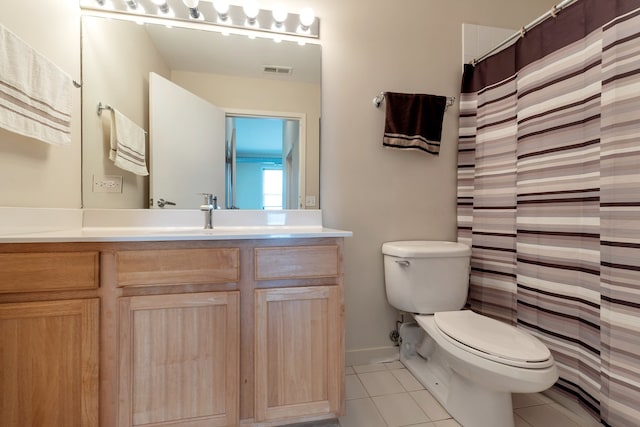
[78,225,334,240]
[0,208,351,242]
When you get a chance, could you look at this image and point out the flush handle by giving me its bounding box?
[395,260,410,267]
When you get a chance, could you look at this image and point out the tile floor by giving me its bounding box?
[339,361,597,427]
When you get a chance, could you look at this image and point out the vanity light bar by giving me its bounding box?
[79,0,319,39]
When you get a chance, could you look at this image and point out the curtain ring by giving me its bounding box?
[550,5,558,18]
[520,27,527,38]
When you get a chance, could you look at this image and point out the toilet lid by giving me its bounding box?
[434,311,551,363]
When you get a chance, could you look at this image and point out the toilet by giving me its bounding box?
[382,241,558,427]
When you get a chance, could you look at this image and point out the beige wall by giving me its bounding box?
[306,0,557,363]
[0,0,557,362]
[171,71,321,206]
[0,0,81,208]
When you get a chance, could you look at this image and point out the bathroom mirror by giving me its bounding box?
[81,13,321,210]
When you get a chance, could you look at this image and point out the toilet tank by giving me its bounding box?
[382,241,471,314]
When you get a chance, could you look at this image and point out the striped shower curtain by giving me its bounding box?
[457,1,640,425]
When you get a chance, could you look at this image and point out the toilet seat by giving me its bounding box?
[432,311,553,369]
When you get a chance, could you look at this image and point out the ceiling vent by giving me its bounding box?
[263,65,293,75]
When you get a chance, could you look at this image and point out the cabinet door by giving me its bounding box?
[254,286,343,422]
[118,292,239,427]
[0,298,99,427]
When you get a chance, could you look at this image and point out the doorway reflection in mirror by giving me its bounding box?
[226,115,302,210]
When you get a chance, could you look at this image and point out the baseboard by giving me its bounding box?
[284,419,339,427]
[345,345,399,366]
[242,414,338,427]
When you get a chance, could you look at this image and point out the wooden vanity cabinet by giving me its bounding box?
[254,286,342,423]
[112,246,241,427]
[253,244,344,425]
[0,246,100,427]
[113,240,345,427]
[0,237,345,427]
[118,292,239,427]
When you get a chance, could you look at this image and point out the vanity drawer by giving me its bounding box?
[115,248,240,287]
[254,245,340,281]
[0,251,99,293]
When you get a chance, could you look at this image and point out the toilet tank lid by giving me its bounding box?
[382,241,471,258]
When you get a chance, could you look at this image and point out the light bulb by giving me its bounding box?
[299,7,315,28]
[213,0,229,14]
[272,4,288,24]
[151,0,170,14]
[98,0,114,8]
[182,0,201,19]
[213,0,230,22]
[243,0,260,20]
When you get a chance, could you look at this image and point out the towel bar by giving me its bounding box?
[97,103,148,135]
[373,92,456,110]
[97,102,114,116]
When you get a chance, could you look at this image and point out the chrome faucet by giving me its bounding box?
[199,193,218,229]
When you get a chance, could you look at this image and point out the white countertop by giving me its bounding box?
[0,208,352,243]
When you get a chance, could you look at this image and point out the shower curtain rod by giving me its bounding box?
[470,0,578,66]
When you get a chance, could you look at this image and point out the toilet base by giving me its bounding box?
[400,324,515,427]
[401,353,515,427]
[448,369,513,427]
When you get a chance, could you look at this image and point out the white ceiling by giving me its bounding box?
[144,24,321,84]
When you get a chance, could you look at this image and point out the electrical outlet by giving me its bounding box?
[305,195,316,207]
[93,175,123,193]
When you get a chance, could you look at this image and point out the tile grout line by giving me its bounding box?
[354,370,393,427]
[347,364,595,427]
[357,364,439,427]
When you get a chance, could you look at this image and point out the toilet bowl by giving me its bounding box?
[382,241,558,427]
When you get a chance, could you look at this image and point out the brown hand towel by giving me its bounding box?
[382,92,447,156]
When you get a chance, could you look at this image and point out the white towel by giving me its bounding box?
[0,23,72,146]
[109,109,149,176]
